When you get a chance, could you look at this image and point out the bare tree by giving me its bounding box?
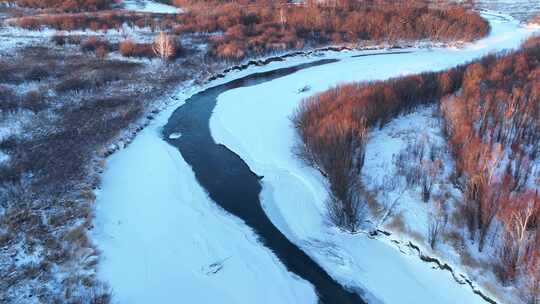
[509,195,538,244]
[321,118,368,233]
[496,233,520,283]
[524,251,540,304]
[520,192,540,304]
[375,175,405,227]
[153,31,176,60]
[279,7,286,26]
[427,199,447,250]
[497,191,540,283]
[420,158,442,202]
[327,178,367,233]
[464,144,503,252]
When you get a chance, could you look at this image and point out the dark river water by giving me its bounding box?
[163,59,366,304]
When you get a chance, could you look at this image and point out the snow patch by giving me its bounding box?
[123,0,181,14]
[168,132,182,139]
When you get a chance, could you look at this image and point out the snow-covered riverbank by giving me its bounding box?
[91,94,317,304]
[92,10,539,304]
[209,12,539,304]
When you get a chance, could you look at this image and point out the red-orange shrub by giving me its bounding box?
[12,0,113,12]
[118,39,154,58]
[293,35,540,284]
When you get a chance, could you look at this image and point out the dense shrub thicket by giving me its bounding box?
[8,0,114,12]
[12,0,489,60]
[441,36,540,287]
[13,11,168,31]
[292,36,540,298]
[292,64,466,232]
[176,0,489,59]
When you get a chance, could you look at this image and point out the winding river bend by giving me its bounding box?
[93,9,540,304]
[163,59,366,304]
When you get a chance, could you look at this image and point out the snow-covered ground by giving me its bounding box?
[91,96,317,304]
[359,104,523,302]
[361,105,446,233]
[208,12,539,304]
[89,50,371,304]
[471,0,540,22]
[0,1,180,55]
[123,0,181,14]
[0,24,160,55]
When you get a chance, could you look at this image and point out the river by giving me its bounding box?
[162,59,369,303]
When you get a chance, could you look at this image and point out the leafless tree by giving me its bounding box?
[153,31,176,60]
[327,178,367,233]
[524,253,540,304]
[427,200,447,249]
[509,196,538,244]
[420,158,442,202]
[375,175,405,227]
[320,118,368,233]
[464,144,503,252]
[497,191,539,283]
[496,233,520,283]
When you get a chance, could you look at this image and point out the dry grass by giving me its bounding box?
[441,229,465,252]
[0,43,214,303]
[459,248,482,270]
[386,213,408,234]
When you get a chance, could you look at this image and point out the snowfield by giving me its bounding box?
[92,97,317,304]
[123,0,181,14]
[92,10,539,304]
[471,0,540,21]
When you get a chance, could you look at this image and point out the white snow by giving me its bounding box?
[122,0,181,14]
[471,0,540,21]
[0,151,8,163]
[362,106,444,229]
[168,131,181,139]
[91,98,317,304]
[359,105,521,302]
[209,12,539,304]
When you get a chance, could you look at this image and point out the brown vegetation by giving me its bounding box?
[118,32,180,59]
[292,61,466,231]
[440,37,540,295]
[15,11,179,59]
[12,11,171,31]
[293,36,540,294]
[153,31,176,60]
[176,0,489,60]
[11,1,489,61]
[118,39,154,58]
[0,43,205,303]
[10,0,114,12]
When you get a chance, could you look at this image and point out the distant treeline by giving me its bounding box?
[12,0,489,60]
[180,0,489,59]
[8,0,114,12]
